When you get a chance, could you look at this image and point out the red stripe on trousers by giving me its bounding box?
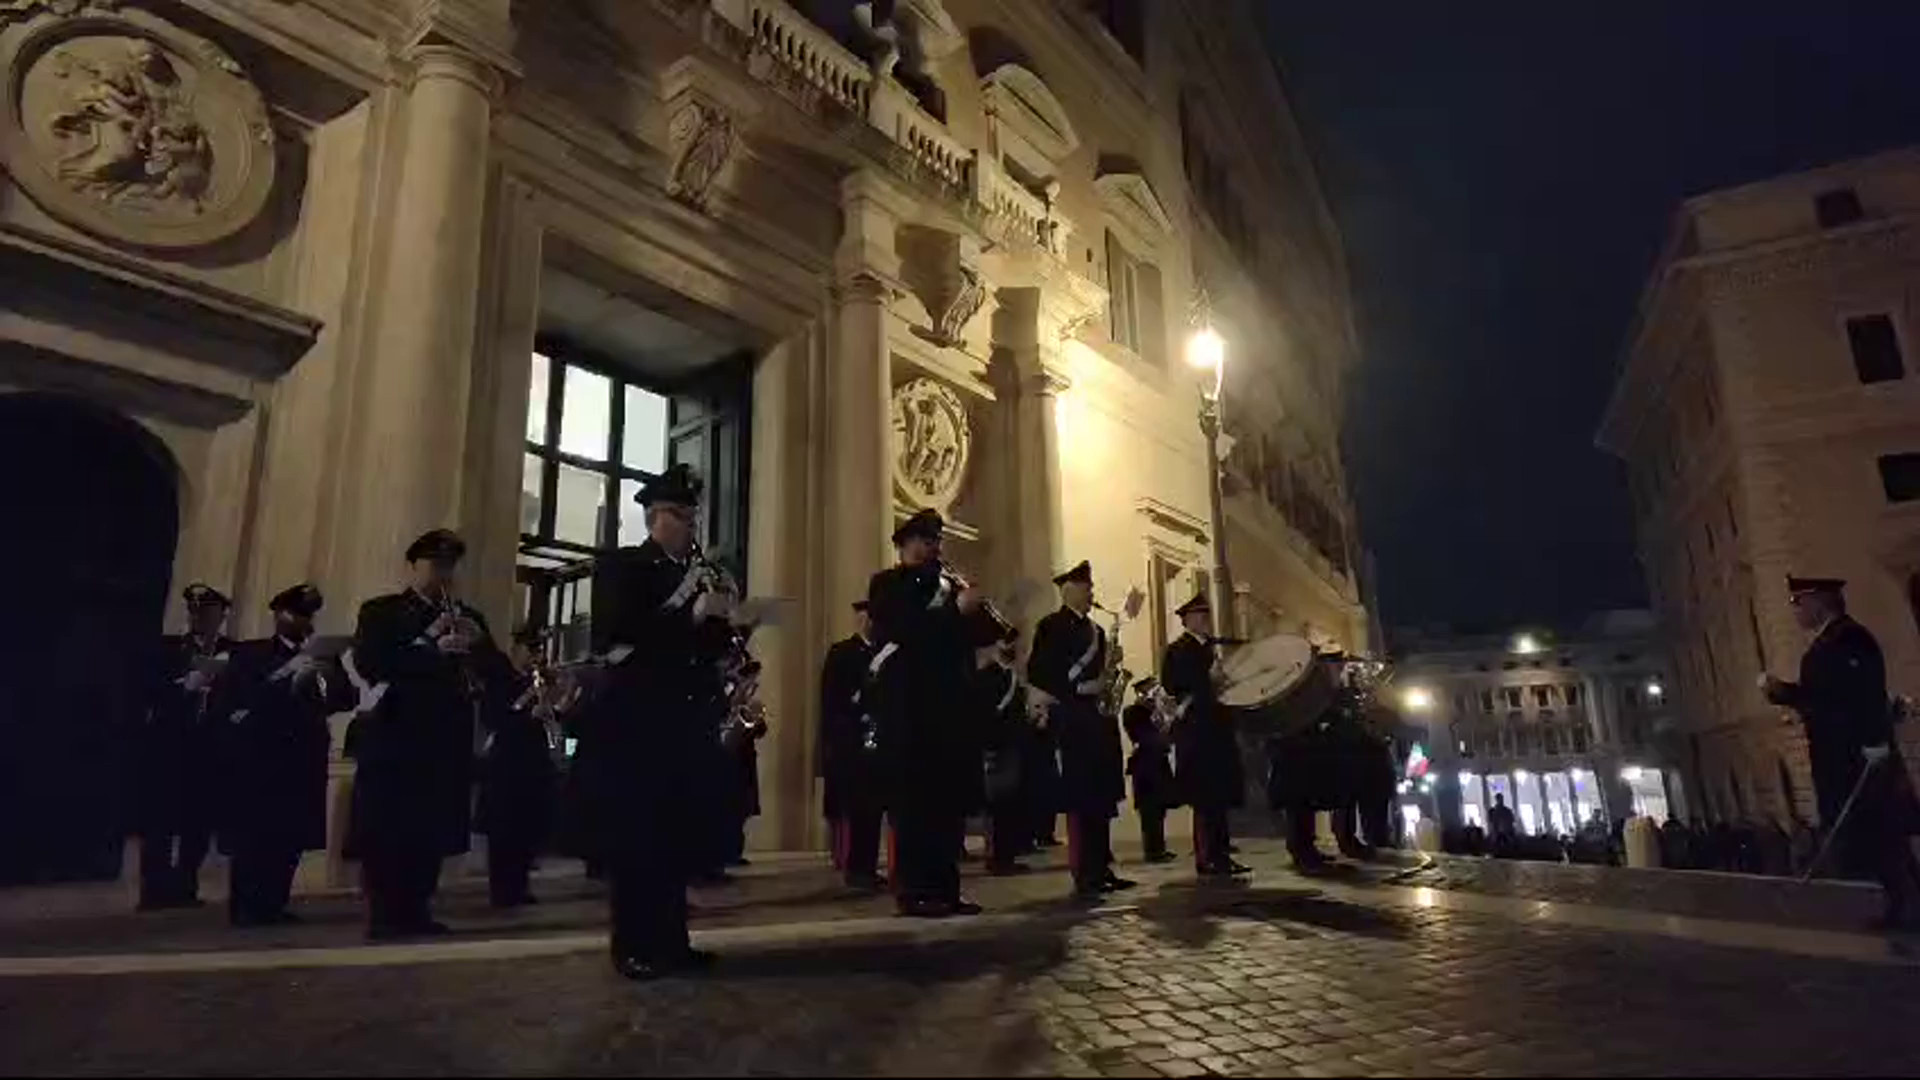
[885,821,899,894]
[1193,816,1210,867]
[1067,816,1083,877]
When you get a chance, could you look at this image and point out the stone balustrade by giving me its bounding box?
[868,79,971,189]
[707,0,1061,251]
[723,0,873,113]
[977,156,1059,252]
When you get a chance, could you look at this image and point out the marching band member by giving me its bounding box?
[477,627,563,909]
[574,464,733,979]
[1164,593,1251,879]
[136,583,235,911]
[1122,676,1179,864]
[346,529,510,940]
[975,616,1032,878]
[1029,561,1131,899]
[1763,575,1920,930]
[217,584,351,926]
[867,508,982,918]
[820,600,886,890]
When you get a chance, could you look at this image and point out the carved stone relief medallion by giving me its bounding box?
[0,0,278,249]
[890,376,971,510]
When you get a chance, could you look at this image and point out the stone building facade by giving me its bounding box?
[1394,613,1682,836]
[1597,148,1920,828]
[0,0,1366,882]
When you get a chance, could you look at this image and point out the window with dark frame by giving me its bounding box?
[518,348,674,654]
[521,348,672,557]
[1814,188,1864,229]
[1846,314,1905,384]
[1877,452,1920,503]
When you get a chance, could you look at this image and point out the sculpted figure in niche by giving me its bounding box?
[46,39,211,206]
[667,100,735,211]
[901,395,958,494]
[934,262,985,345]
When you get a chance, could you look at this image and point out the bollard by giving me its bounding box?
[1623,816,1661,868]
[1415,818,1442,853]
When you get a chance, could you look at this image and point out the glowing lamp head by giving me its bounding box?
[1186,326,1226,374]
[1620,765,1643,783]
[1402,686,1434,712]
[1513,633,1541,656]
[1645,680,1665,700]
[1514,768,1532,782]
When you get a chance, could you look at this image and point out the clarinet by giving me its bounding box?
[436,591,486,704]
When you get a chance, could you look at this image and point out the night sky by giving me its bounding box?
[1261,2,1920,634]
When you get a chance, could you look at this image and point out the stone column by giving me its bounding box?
[826,174,904,621]
[990,287,1066,621]
[339,45,502,601]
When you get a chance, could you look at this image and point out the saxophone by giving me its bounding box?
[1095,606,1130,718]
[1092,587,1146,718]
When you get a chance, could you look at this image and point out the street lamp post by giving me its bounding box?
[1187,325,1235,634]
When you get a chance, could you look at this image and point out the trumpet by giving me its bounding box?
[689,539,770,747]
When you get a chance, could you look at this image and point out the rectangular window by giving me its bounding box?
[1564,684,1583,708]
[1503,687,1523,709]
[1480,690,1495,714]
[1533,686,1554,708]
[1847,315,1905,384]
[521,349,673,555]
[1104,230,1164,365]
[1814,188,1864,229]
[1878,453,1920,503]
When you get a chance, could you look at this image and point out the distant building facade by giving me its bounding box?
[1598,148,1920,828]
[1394,612,1681,835]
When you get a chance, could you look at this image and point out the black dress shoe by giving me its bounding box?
[1072,886,1106,902]
[950,898,984,916]
[1035,836,1062,849]
[728,856,752,868]
[1101,875,1138,892]
[897,897,953,919]
[1225,860,1253,876]
[1144,850,1178,865]
[986,861,1032,876]
[669,947,719,971]
[845,873,888,891]
[613,955,663,981]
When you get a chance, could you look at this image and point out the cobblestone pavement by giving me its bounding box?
[4,843,1920,1077]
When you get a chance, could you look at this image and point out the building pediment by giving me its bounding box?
[981,62,1078,172]
[1095,171,1173,243]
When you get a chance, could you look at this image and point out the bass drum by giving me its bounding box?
[1216,634,1335,739]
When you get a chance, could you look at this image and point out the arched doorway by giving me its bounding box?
[0,394,179,883]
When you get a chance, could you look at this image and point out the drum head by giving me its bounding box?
[1217,634,1315,708]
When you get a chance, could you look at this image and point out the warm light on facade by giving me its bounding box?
[1512,633,1541,655]
[1402,686,1434,711]
[1620,765,1644,782]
